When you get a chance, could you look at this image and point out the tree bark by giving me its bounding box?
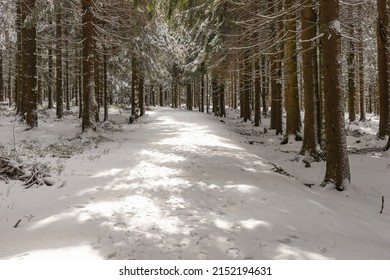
[347,9,356,123]
[320,0,351,190]
[270,0,283,135]
[377,0,389,138]
[283,0,302,143]
[82,0,97,131]
[48,15,54,110]
[0,50,3,102]
[300,0,319,157]
[254,59,261,127]
[23,0,38,128]
[358,5,366,122]
[56,1,63,118]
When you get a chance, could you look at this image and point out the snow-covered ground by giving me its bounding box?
[0,106,389,260]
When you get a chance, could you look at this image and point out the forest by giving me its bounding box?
[0,0,390,260]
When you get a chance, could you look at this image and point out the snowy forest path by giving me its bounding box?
[1,108,390,260]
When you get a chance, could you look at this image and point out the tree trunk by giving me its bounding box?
[242,55,252,122]
[48,15,54,109]
[65,40,70,111]
[82,0,97,131]
[219,82,226,117]
[103,49,108,122]
[300,0,320,158]
[347,10,356,123]
[212,77,219,116]
[131,56,138,116]
[0,50,3,102]
[270,1,283,135]
[254,58,261,127]
[23,0,38,128]
[15,0,23,114]
[56,2,63,118]
[261,57,268,117]
[186,82,193,110]
[358,5,366,122]
[139,71,145,116]
[283,0,302,144]
[159,85,164,107]
[320,0,351,191]
[377,0,389,138]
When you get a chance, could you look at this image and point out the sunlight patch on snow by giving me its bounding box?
[29,213,69,230]
[139,149,186,163]
[29,194,183,235]
[214,219,234,230]
[156,116,242,151]
[275,244,330,260]
[240,219,272,230]
[92,168,124,178]
[224,184,256,194]
[128,161,179,179]
[8,245,102,260]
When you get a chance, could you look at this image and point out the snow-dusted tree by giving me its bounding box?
[81,0,97,131]
[377,0,389,139]
[300,0,320,158]
[320,0,351,190]
[55,0,63,118]
[22,0,38,128]
[282,0,302,144]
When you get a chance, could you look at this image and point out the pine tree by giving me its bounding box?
[320,0,351,190]
[82,0,97,131]
[282,0,302,144]
[23,0,38,128]
[377,0,389,138]
[300,0,320,158]
[56,1,63,118]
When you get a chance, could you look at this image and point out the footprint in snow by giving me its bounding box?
[226,238,240,259]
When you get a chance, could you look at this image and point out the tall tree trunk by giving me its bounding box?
[283,0,302,144]
[200,72,205,112]
[131,56,138,116]
[0,50,3,102]
[139,71,145,116]
[212,77,219,116]
[15,0,22,114]
[261,57,268,117]
[377,0,389,138]
[78,50,83,118]
[219,82,226,117]
[242,55,252,122]
[56,1,63,118]
[82,0,97,131]
[186,82,193,110]
[347,10,356,123]
[19,0,28,116]
[300,0,320,158]
[358,5,366,122]
[159,85,164,107]
[65,40,70,111]
[48,15,54,109]
[103,49,108,122]
[254,58,261,127]
[320,0,351,191]
[270,0,283,135]
[22,0,38,127]
[94,45,100,122]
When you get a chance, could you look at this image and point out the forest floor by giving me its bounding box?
[0,105,389,260]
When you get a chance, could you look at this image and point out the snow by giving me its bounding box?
[1,106,390,260]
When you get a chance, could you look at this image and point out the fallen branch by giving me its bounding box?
[13,219,21,228]
[0,157,52,188]
[380,196,384,214]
